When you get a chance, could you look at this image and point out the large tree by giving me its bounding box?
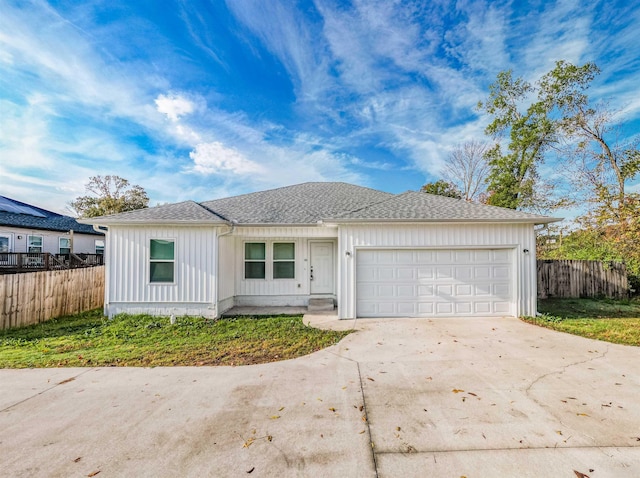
[71,175,149,218]
[442,140,490,202]
[420,180,462,199]
[478,61,599,210]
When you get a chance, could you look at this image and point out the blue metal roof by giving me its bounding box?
[0,196,102,235]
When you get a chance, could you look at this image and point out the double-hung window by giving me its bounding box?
[245,243,266,279]
[273,243,295,279]
[150,239,175,283]
[59,237,71,255]
[28,235,43,253]
[244,242,295,279]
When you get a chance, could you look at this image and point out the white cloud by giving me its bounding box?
[189,142,264,175]
[155,93,197,122]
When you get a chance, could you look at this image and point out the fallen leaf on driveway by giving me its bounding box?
[367,377,375,382]
[467,392,478,397]
[452,389,464,393]
[573,471,590,478]
[270,415,281,420]
[329,407,337,412]
[247,467,255,474]
[59,377,75,385]
[278,407,285,411]
[73,457,82,463]
[576,413,590,417]
[87,471,101,477]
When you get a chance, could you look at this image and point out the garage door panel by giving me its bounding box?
[417,285,434,297]
[454,250,472,262]
[436,302,453,314]
[377,285,394,297]
[455,302,472,314]
[357,248,514,318]
[397,285,415,297]
[494,302,512,313]
[418,303,434,314]
[474,302,491,313]
[435,250,453,262]
[455,284,473,296]
[416,251,434,262]
[455,267,473,280]
[397,268,415,280]
[493,283,511,297]
[436,267,453,279]
[474,266,491,279]
[418,267,434,279]
[492,250,511,262]
[396,251,414,264]
[475,284,491,296]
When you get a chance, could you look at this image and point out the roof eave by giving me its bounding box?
[77,219,228,227]
[323,217,563,225]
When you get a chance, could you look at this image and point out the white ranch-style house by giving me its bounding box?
[82,182,558,319]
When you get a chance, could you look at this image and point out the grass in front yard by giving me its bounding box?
[522,298,640,346]
[0,309,350,368]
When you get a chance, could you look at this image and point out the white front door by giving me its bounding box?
[310,242,334,294]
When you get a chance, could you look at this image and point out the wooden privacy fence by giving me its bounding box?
[537,260,628,299]
[0,266,104,330]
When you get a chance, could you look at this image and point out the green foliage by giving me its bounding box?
[479,61,602,211]
[70,175,149,218]
[420,180,462,199]
[0,310,350,368]
[522,298,640,346]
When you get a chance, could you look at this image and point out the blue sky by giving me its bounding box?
[1,0,639,215]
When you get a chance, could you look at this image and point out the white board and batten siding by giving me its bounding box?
[227,226,338,308]
[106,225,219,318]
[338,223,537,319]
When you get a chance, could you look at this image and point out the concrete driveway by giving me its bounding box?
[1,317,640,477]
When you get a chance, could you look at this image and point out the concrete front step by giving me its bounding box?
[308,298,335,312]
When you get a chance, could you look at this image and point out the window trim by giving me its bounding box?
[27,234,43,253]
[273,242,295,280]
[149,238,175,284]
[95,239,105,255]
[0,234,11,253]
[244,242,266,280]
[243,240,297,280]
[59,237,71,255]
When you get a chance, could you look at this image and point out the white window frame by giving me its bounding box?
[95,239,105,255]
[273,242,295,280]
[27,235,43,253]
[244,242,266,279]
[0,234,11,253]
[59,237,71,255]
[243,240,297,280]
[149,238,175,284]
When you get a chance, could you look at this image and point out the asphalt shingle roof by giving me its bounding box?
[328,191,556,223]
[0,196,102,235]
[82,182,558,225]
[200,182,394,224]
[86,201,227,224]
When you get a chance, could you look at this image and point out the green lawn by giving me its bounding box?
[0,309,350,368]
[522,298,640,346]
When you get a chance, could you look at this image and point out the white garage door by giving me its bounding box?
[356,249,514,317]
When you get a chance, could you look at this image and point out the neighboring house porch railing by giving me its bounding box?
[0,253,104,274]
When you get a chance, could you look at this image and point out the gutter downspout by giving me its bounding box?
[92,225,110,317]
[215,221,236,318]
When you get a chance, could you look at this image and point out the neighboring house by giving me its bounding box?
[0,196,105,255]
[81,182,559,319]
